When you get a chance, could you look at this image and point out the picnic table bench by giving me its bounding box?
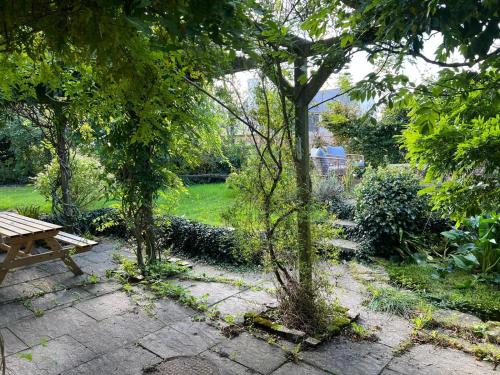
[0,211,97,285]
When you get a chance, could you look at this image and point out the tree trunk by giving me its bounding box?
[53,107,73,224]
[293,58,313,290]
[143,190,156,263]
[133,223,145,269]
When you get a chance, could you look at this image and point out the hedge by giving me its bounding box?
[158,216,257,265]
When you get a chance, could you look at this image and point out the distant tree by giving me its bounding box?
[0,110,47,184]
[322,104,408,167]
[0,54,95,223]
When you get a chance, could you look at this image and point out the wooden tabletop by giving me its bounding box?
[0,212,61,240]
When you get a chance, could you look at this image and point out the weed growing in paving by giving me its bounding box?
[145,260,190,280]
[350,322,374,340]
[393,339,414,356]
[284,343,303,362]
[149,281,209,312]
[34,309,44,317]
[87,274,99,284]
[122,283,133,294]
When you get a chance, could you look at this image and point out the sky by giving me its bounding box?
[339,34,444,86]
[234,34,450,93]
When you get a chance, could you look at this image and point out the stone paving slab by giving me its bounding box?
[188,263,269,285]
[80,258,117,277]
[0,282,44,303]
[328,238,359,252]
[82,280,123,296]
[70,310,164,355]
[237,288,276,306]
[173,320,226,344]
[198,349,259,374]
[140,320,225,359]
[29,271,87,293]
[1,327,28,355]
[177,280,243,306]
[61,345,162,375]
[74,291,136,320]
[358,309,412,348]
[27,277,65,294]
[327,263,366,294]
[214,296,265,322]
[0,302,33,327]
[151,298,196,324]
[272,361,331,375]
[9,306,96,346]
[30,287,92,312]
[329,286,365,312]
[302,337,394,375]
[35,260,70,276]
[5,335,95,375]
[432,309,483,329]
[76,248,115,264]
[212,332,288,374]
[1,266,51,288]
[381,344,497,375]
[333,219,358,229]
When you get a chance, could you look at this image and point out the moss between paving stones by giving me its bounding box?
[381,261,500,321]
[246,304,353,343]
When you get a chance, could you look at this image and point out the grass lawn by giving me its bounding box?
[0,185,53,212]
[172,183,236,226]
[0,183,236,226]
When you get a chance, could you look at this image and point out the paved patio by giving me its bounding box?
[0,239,496,374]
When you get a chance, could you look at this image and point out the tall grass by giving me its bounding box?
[367,286,423,318]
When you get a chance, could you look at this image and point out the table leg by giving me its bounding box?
[0,243,21,284]
[19,240,34,257]
[45,238,84,276]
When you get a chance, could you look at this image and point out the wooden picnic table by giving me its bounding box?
[0,211,97,285]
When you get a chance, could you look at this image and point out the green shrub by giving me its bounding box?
[158,216,255,265]
[354,166,427,257]
[0,115,48,184]
[34,153,108,212]
[42,207,126,236]
[313,174,354,220]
